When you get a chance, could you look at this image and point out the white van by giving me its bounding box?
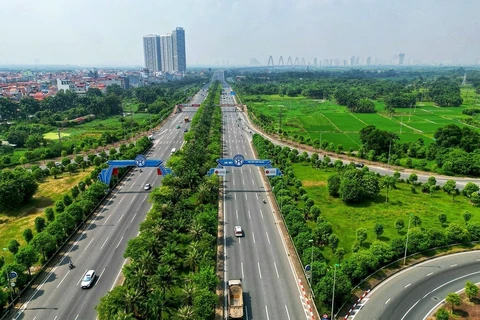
[171,148,176,154]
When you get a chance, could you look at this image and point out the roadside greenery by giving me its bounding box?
[252,133,480,316]
[96,81,222,319]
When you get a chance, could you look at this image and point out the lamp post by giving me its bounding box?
[308,240,314,285]
[404,214,413,265]
[2,248,13,302]
[331,263,340,319]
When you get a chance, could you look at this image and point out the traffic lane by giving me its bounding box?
[382,262,480,320]
[355,251,480,320]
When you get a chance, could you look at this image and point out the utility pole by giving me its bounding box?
[278,105,285,136]
[388,140,392,166]
[331,263,340,319]
[404,214,413,265]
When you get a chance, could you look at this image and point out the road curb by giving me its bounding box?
[215,178,225,320]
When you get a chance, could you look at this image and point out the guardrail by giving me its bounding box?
[0,143,153,319]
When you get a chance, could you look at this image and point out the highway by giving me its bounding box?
[221,74,308,319]
[351,251,480,320]
[9,85,209,320]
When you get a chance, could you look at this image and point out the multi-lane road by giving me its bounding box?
[220,75,307,319]
[352,251,480,320]
[9,86,209,320]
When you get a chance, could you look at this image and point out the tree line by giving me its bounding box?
[96,81,223,319]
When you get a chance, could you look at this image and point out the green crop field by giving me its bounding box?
[292,163,477,262]
[245,94,478,150]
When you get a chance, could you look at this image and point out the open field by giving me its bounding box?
[292,163,477,263]
[246,94,478,150]
[0,170,92,263]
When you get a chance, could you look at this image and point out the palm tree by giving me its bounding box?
[124,288,143,318]
[189,220,204,241]
[185,247,200,272]
[137,251,156,276]
[176,305,194,320]
[180,280,196,306]
[113,310,136,320]
[124,264,149,295]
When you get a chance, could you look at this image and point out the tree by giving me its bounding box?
[71,185,80,199]
[34,216,46,233]
[412,215,422,227]
[15,245,38,276]
[374,223,384,238]
[8,239,20,254]
[463,182,479,197]
[438,213,447,225]
[395,219,405,233]
[445,292,461,311]
[23,228,33,243]
[328,233,339,252]
[96,286,128,320]
[465,281,479,301]
[463,211,472,225]
[55,200,65,213]
[19,156,27,168]
[435,308,449,320]
[327,174,341,197]
[382,176,396,203]
[408,173,418,184]
[63,194,73,207]
[193,288,217,320]
[443,180,457,202]
[356,228,368,246]
[45,207,55,222]
[31,232,56,261]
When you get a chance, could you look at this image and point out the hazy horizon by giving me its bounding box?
[1,0,479,67]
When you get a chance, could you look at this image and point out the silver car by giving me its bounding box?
[81,270,95,289]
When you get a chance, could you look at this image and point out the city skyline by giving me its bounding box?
[0,0,479,67]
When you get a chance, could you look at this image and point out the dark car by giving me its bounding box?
[355,163,365,168]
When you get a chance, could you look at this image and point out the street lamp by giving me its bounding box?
[308,240,314,285]
[404,214,413,265]
[332,263,340,319]
[2,248,13,302]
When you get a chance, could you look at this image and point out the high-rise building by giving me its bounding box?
[172,27,186,72]
[355,56,360,66]
[350,56,356,66]
[365,56,371,66]
[143,34,161,73]
[160,34,174,72]
[313,57,318,66]
[399,53,405,65]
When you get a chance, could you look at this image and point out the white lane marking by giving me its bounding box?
[274,262,280,278]
[243,179,245,185]
[84,238,94,251]
[56,272,69,288]
[258,262,262,278]
[241,262,245,278]
[74,315,79,320]
[54,317,57,320]
[260,209,264,219]
[248,210,251,219]
[252,179,255,185]
[427,272,433,276]
[234,193,237,200]
[252,232,256,244]
[233,179,235,186]
[256,193,259,200]
[118,213,124,223]
[244,194,247,200]
[118,197,123,205]
[266,232,271,244]
[285,305,291,320]
[245,306,249,320]
[110,259,128,291]
[130,197,135,204]
[116,236,124,249]
[100,237,109,249]
[265,305,270,320]
[77,270,88,285]
[236,209,238,219]
[400,300,420,320]
[451,264,458,267]
[385,298,391,304]
[130,212,138,223]
[143,195,147,203]
[405,283,411,288]
[104,214,111,223]
[130,182,133,189]
[97,267,106,284]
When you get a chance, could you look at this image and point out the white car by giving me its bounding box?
[144,183,151,190]
[234,226,243,237]
[81,270,95,289]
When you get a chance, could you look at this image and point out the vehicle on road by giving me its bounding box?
[184,116,189,123]
[234,226,243,237]
[184,128,188,132]
[171,148,176,154]
[144,183,151,190]
[176,125,181,129]
[81,270,95,289]
[356,163,365,168]
[228,280,244,319]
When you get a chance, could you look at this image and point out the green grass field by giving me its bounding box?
[292,163,477,262]
[246,93,479,150]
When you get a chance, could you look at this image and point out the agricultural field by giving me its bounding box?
[43,113,152,141]
[245,93,478,150]
[0,170,92,263]
[292,162,477,262]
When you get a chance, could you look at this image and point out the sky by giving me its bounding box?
[0,0,479,67]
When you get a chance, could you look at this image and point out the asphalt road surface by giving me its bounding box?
[9,84,210,320]
[351,251,480,320]
[220,75,307,319]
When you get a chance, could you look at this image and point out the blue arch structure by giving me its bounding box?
[98,155,172,185]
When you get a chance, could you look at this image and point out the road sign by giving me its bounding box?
[9,271,17,279]
[10,282,15,287]
[305,265,311,271]
[230,91,236,96]
[264,168,280,176]
[212,168,226,176]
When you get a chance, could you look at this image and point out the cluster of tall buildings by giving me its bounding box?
[143,27,186,74]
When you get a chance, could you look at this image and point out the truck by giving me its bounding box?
[184,116,189,123]
[228,280,244,319]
